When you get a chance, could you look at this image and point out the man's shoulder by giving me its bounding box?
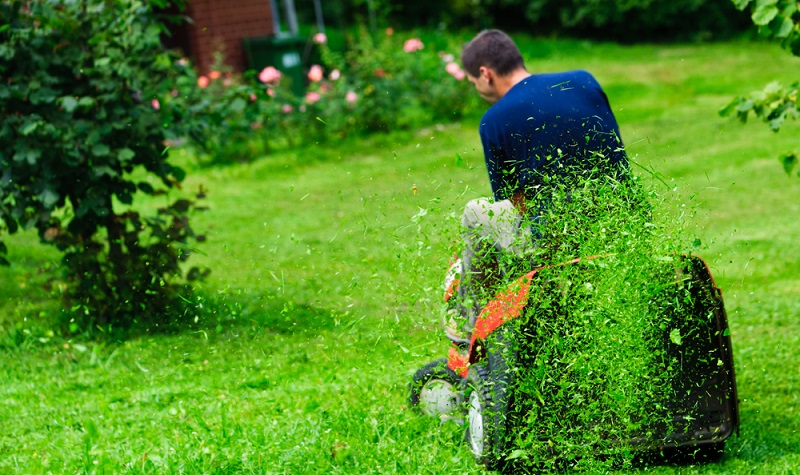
[539,69,599,87]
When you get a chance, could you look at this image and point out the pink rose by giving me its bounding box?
[305,91,321,104]
[440,53,455,63]
[151,98,160,110]
[313,32,327,44]
[209,70,221,80]
[197,75,209,88]
[259,66,281,84]
[282,104,294,113]
[329,69,341,81]
[266,88,276,97]
[308,64,324,83]
[403,38,424,53]
[386,27,394,36]
[453,69,465,81]
[345,91,357,103]
[250,93,257,102]
[445,62,461,76]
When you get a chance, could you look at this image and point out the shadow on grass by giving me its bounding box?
[0,284,340,349]
[174,288,341,336]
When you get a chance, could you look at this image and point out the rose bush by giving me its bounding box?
[0,0,208,333]
[174,28,478,163]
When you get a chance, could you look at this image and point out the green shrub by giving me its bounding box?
[313,0,750,41]
[315,28,477,132]
[515,0,751,41]
[0,0,207,333]
[173,28,478,164]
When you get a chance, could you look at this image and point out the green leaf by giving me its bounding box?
[506,449,528,461]
[93,166,117,178]
[669,328,682,346]
[229,97,246,113]
[780,152,797,175]
[735,99,755,113]
[118,148,135,162]
[29,87,57,105]
[762,80,784,96]
[14,148,41,165]
[769,115,785,131]
[38,188,59,208]
[20,121,39,136]
[719,99,740,117]
[60,96,78,113]
[138,182,155,194]
[772,15,795,38]
[753,4,779,26]
[92,143,111,157]
[732,0,752,10]
[78,96,96,108]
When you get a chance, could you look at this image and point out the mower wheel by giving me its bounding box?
[465,327,518,472]
[409,358,463,419]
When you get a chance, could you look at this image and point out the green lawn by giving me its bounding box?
[1,38,800,474]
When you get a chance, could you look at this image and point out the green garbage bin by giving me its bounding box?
[242,35,307,96]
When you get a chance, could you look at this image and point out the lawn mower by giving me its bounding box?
[409,254,739,472]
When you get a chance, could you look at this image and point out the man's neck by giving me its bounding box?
[494,68,530,99]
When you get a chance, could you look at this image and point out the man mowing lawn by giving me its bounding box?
[449,29,631,336]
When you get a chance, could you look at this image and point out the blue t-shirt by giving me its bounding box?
[479,70,628,202]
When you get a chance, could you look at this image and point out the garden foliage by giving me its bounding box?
[312,0,749,41]
[0,0,206,331]
[721,0,800,177]
[179,29,477,164]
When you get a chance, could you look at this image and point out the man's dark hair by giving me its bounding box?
[461,29,525,78]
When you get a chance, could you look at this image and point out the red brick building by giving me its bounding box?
[178,0,277,73]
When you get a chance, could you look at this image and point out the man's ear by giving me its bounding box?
[479,66,493,82]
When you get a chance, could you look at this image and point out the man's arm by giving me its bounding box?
[481,122,519,204]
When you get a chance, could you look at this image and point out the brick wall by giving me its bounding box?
[186,0,275,73]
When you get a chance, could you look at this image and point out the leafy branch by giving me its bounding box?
[722,0,800,176]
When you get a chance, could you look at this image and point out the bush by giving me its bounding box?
[507,0,752,41]
[0,0,207,333]
[172,28,478,164]
[312,0,751,42]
